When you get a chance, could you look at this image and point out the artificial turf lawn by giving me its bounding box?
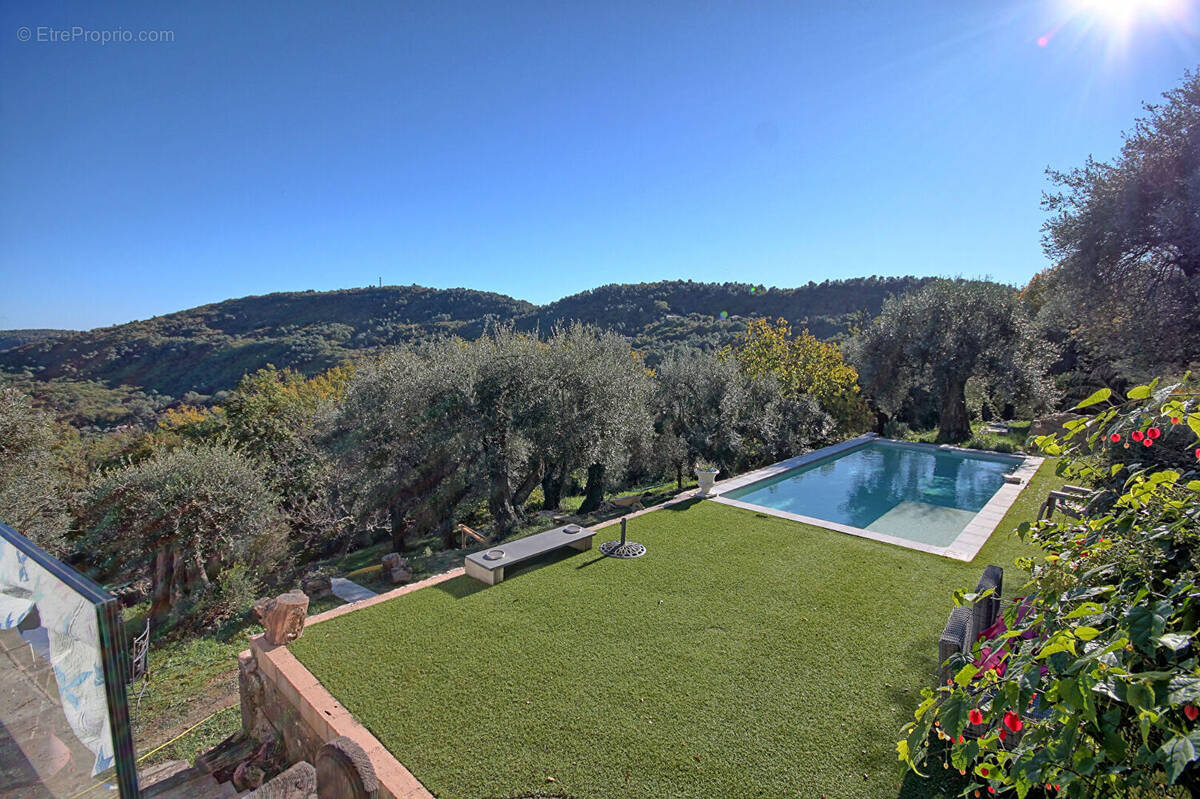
[291,460,1063,799]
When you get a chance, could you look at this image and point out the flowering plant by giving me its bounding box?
[898,377,1200,797]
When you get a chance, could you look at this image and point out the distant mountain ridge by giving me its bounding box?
[0,277,933,403]
[0,329,71,353]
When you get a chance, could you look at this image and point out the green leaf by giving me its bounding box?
[1188,414,1200,440]
[1155,633,1192,651]
[1158,734,1198,783]
[1038,632,1078,659]
[1128,385,1152,400]
[1074,626,1102,641]
[1065,602,1104,619]
[1127,602,1170,654]
[1101,709,1128,763]
[954,663,980,686]
[1127,681,1153,711]
[1075,387,1112,409]
[1168,676,1200,705]
[941,692,969,737]
[1187,481,1200,493]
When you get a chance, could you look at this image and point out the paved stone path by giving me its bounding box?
[329,577,378,604]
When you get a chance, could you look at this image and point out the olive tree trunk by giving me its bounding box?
[578,463,606,514]
[541,465,567,510]
[937,378,972,443]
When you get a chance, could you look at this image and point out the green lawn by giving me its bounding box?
[291,460,1062,799]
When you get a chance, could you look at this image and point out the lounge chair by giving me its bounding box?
[1037,485,1096,521]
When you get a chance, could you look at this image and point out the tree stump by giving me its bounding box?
[380,553,412,584]
[253,590,310,646]
[316,736,378,799]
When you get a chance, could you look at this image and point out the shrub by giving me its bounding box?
[188,561,260,633]
[898,377,1200,796]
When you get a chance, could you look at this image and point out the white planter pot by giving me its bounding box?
[695,469,718,496]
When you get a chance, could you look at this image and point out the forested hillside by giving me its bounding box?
[0,329,69,352]
[0,286,533,401]
[0,277,932,424]
[522,276,930,338]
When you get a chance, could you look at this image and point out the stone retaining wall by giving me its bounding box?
[238,570,467,799]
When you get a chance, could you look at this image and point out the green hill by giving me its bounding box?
[0,277,933,425]
[0,329,70,353]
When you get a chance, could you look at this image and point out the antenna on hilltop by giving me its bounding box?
[378,277,382,288]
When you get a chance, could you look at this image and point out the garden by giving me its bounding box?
[289,460,1065,799]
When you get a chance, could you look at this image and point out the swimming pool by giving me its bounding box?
[709,435,1042,560]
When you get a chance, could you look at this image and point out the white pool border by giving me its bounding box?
[707,434,1044,561]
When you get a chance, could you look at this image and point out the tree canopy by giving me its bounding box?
[0,386,71,553]
[730,317,867,431]
[851,280,1052,442]
[85,445,284,627]
[1040,68,1200,377]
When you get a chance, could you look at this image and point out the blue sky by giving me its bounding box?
[1,1,1197,330]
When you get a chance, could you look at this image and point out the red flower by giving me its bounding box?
[1131,430,1145,442]
[988,788,996,795]
[969,708,984,725]
[1143,438,1154,447]
[1195,448,1200,459]
[1003,711,1023,732]
[1109,433,1121,442]
[1186,704,1199,721]
[1171,417,1181,424]
[981,767,989,776]
[999,729,1007,742]
[1147,427,1162,439]
[957,735,965,744]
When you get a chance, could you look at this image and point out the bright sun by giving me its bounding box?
[1071,0,1181,30]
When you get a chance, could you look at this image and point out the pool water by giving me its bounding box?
[723,440,1020,547]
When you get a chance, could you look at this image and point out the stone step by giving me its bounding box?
[140,766,239,799]
[138,759,192,791]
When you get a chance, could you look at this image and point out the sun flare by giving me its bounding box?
[1070,0,1182,30]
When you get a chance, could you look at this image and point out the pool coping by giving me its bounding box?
[706,434,1043,561]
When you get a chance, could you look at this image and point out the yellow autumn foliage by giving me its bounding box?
[730,318,869,430]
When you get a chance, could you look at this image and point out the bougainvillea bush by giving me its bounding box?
[898,377,1200,797]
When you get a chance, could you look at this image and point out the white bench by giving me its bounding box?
[464,524,596,585]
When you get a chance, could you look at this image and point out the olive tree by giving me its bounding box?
[85,445,284,627]
[337,325,654,540]
[334,343,489,549]
[653,351,748,486]
[850,279,1052,443]
[1041,69,1200,376]
[536,325,654,513]
[335,328,550,543]
[0,386,72,554]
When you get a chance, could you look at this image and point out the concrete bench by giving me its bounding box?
[464,524,596,585]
